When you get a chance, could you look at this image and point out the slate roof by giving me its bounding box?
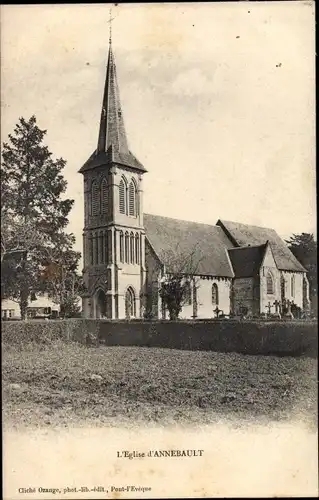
[79,145,146,174]
[144,214,235,278]
[228,243,268,278]
[217,219,306,273]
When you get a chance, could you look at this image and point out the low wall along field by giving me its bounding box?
[2,319,318,357]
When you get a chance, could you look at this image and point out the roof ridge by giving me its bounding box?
[218,219,276,232]
[144,213,222,230]
[144,215,235,278]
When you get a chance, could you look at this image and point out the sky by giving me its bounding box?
[1,2,316,255]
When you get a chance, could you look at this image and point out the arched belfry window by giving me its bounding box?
[119,176,127,215]
[266,272,274,295]
[91,181,100,216]
[129,180,137,217]
[212,283,219,305]
[101,178,108,214]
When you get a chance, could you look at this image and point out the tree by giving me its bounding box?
[1,212,49,315]
[1,116,77,318]
[158,243,202,320]
[39,233,83,317]
[286,233,317,314]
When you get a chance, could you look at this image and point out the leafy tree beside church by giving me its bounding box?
[1,116,81,318]
[158,243,202,320]
[286,233,317,315]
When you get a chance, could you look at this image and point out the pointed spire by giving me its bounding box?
[79,13,146,174]
[97,40,130,155]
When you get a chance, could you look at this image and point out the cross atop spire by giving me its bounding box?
[108,7,115,46]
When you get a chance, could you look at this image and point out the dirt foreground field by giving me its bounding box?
[3,341,318,498]
[2,341,317,430]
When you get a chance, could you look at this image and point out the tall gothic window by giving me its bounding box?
[184,281,192,305]
[291,275,295,298]
[129,180,137,216]
[94,233,99,265]
[101,178,108,214]
[212,283,219,305]
[266,272,274,295]
[130,232,135,263]
[89,236,93,265]
[91,181,100,216]
[99,231,103,264]
[125,232,129,263]
[119,231,124,263]
[104,231,109,264]
[119,176,127,214]
[135,234,140,265]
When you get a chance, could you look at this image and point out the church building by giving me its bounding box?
[79,39,309,320]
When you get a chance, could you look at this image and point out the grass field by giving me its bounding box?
[2,341,317,430]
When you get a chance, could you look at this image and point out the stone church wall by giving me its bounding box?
[117,264,143,319]
[281,271,304,309]
[144,240,162,319]
[145,241,233,320]
[232,278,255,315]
[193,278,232,319]
[259,245,281,314]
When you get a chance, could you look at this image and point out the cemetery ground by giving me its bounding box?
[2,341,317,431]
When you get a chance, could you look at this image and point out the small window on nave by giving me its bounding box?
[212,283,219,305]
[266,272,274,295]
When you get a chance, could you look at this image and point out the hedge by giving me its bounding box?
[1,319,317,357]
[1,319,99,346]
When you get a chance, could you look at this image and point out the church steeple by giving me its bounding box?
[79,34,146,173]
[80,16,147,320]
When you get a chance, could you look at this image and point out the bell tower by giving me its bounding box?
[79,31,147,319]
